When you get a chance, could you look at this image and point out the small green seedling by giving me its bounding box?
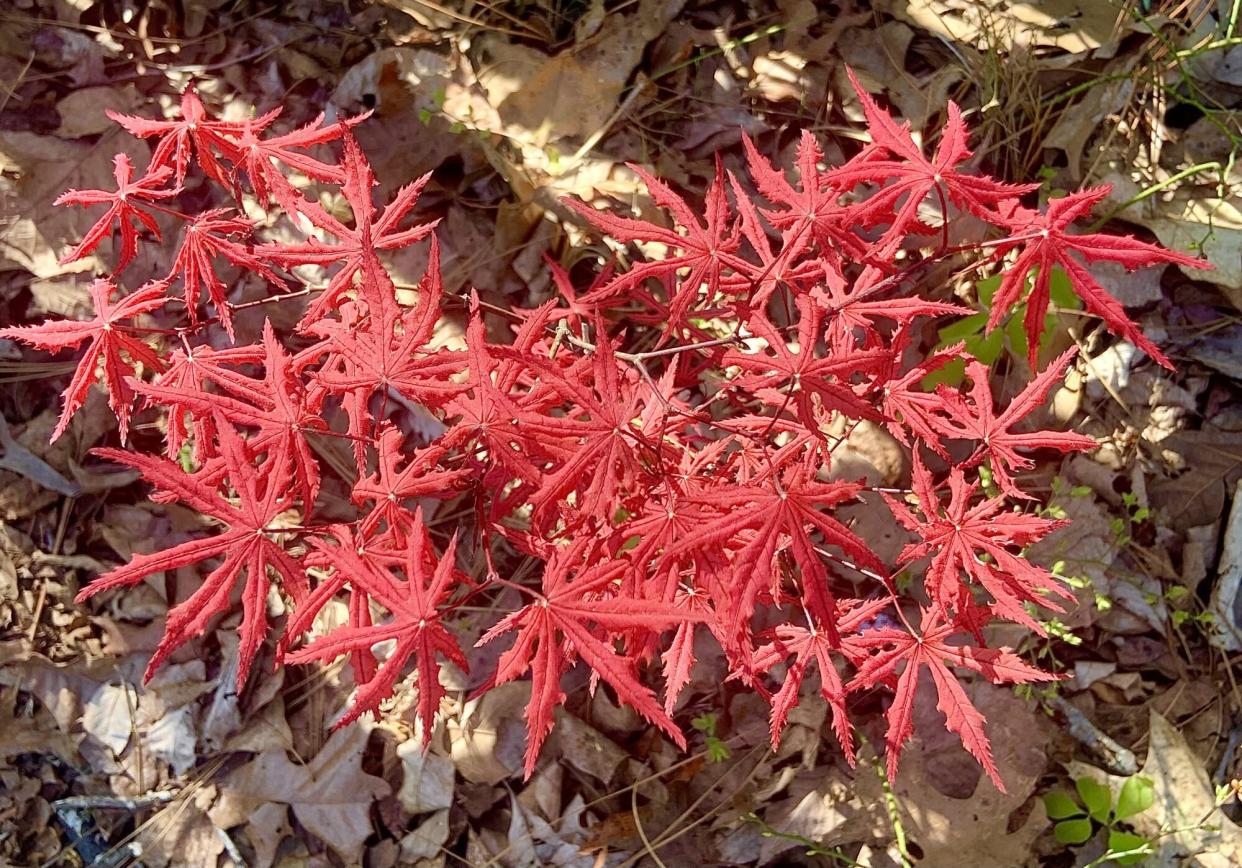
[1044,775,1155,865]
[691,713,731,763]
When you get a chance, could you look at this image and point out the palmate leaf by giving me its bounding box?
[882,455,1075,632]
[930,348,1098,497]
[476,537,708,778]
[38,74,1210,797]
[284,511,467,741]
[989,186,1210,369]
[830,69,1037,254]
[664,455,880,658]
[77,416,307,689]
[570,159,750,340]
[848,607,1059,791]
[55,154,178,272]
[0,279,168,443]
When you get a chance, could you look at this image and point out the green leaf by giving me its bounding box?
[1106,829,1151,865]
[691,713,717,735]
[1044,790,1085,820]
[1004,310,1029,359]
[937,311,988,345]
[706,736,731,763]
[921,357,965,389]
[1049,267,1080,309]
[1076,777,1113,823]
[976,273,1002,308]
[968,324,1006,367]
[1054,817,1094,845]
[1115,776,1155,820]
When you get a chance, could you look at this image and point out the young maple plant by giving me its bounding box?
[3,75,1205,790]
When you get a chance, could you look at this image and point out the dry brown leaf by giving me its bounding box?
[1150,429,1242,531]
[397,739,455,814]
[448,681,528,785]
[875,0,1124,54]
[212,723,390,863]
[136,784,224,868]
[474,0,684,145]
[894,684,1051,868]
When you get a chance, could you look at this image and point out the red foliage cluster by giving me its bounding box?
[2,77,1205,789]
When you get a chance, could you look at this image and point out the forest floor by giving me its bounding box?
[1,0,1241,866]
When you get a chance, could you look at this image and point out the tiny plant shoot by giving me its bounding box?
[2,73,1207,789]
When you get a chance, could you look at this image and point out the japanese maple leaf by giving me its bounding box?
[724,298,890,432]
[882,456,1074,632]
[229,110,366,212]
[848,607,1058,790]
[107,84,247,184]
[499,320,655,529]
[933,348,1097,497]
[878,333,965,459]
[0,279,167,443]
[280,524,390,694]
[56,154,177,272]
[476,537,706,778]
[441,298,547,485]
[166,208,285,338]
[813,264,970,354]
[751,596,893,761]
[739,131,868,286]
[146,342,265,461]
[658,584,717,715]
[77,416,307,689]
[259,132,436,325]
[352,427,473,546]
[988,186,1208,369]
[531,255,615,334]
[664,458,881,655]
[136,321,325,509]
[285,513,467,741]
[830,69,1034,252]
[316,239,465,448]
[570,160,750,340]
[723,170,846,307]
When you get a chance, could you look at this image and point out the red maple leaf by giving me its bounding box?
[284,512,467,740]
[570,160,749,340]
[738,131,867,288]
[134,321,325,510]
[0,279,167,443]
[228,110,366,212]
[166,208,285,338]
[78,416,307,689]
[141,343,264,461]
[752,596,893,761]
[476,537,706,778]
[441,297,547,485]
[258,132,436,325]
[831,69,1035,252]
[988,186,1209,368]
[499,320,656,529]
[724,297,890,432]
[932,348,1097,497]
[848,606,1058,790]
[315,239,465,452]
[56,154,177,272]
[664,457,881,655]
[352,427,473,547]
[883,455,1074,632]
[106,84,247,184]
